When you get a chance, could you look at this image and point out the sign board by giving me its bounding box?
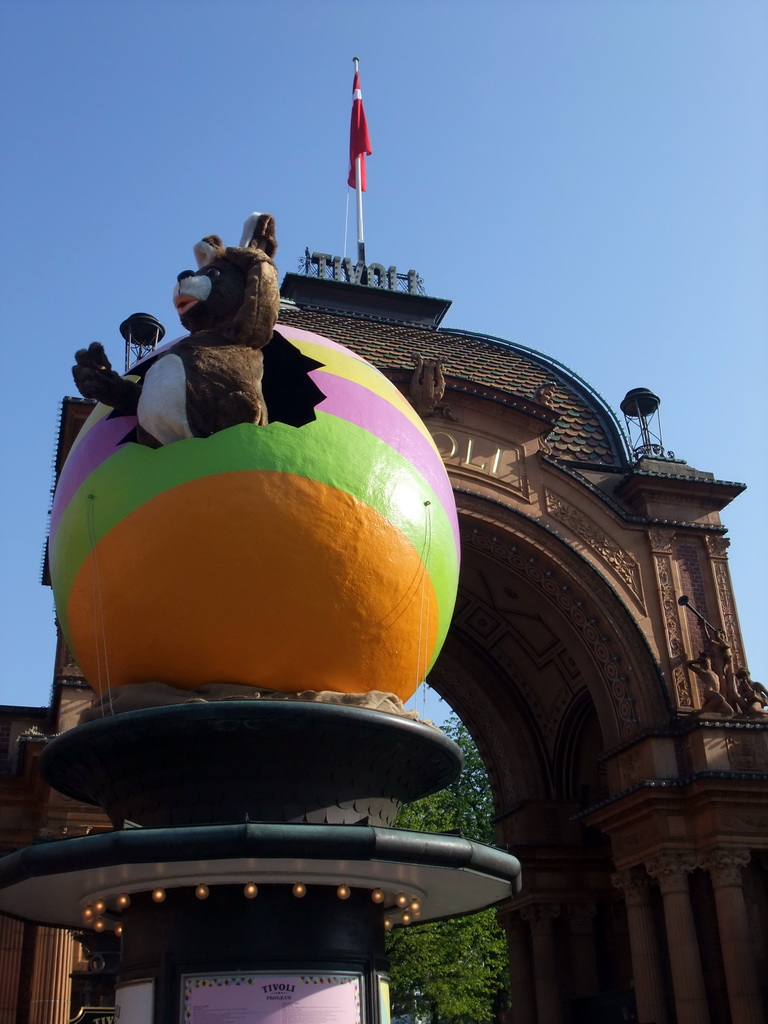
[114,980,154,1024]
[69,1009,115,1024]
[182,973,362,1024]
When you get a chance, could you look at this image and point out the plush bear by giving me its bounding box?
[73,213,323,444]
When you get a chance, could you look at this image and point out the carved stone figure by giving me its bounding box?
[735,669,768,715]
[687,653,734,715]
[701,625,738,707]
[410,353,447,417]
[533,381,558,408]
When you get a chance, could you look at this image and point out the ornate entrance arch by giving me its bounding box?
[1,289,764,1024]
[429,496,671,813]
[275,297,768,1022]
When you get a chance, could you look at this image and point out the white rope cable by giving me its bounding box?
[415,501,432,694]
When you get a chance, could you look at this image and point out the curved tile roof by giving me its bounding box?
[278,304,629,469]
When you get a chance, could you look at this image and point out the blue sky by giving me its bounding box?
[1,1,765,713]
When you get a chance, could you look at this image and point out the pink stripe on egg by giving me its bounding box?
[311,369,459,551]
[49,414,138,542]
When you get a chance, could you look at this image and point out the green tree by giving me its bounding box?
[387,715,509,1024]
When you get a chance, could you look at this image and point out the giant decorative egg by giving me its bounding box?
[49,326,459,702]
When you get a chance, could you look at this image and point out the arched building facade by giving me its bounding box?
[1,266,766,1024]
[278,272,768,1024]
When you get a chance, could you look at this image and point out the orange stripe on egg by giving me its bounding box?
[66,471,440,703]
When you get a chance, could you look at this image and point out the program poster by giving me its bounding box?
[182,973,362,1024]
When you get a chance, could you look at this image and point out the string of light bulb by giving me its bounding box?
[79,884,423,933]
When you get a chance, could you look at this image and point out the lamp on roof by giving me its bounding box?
[120,312,165,372]
[620,388,671,462]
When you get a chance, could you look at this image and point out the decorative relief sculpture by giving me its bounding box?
[725,733,768,771]
[520,903,561,930]
[685,654,734,715]
[734,670,768,716]
[409,352,455,419]
[532,381,558,409]
[645,853,698,893]
[673,666,695,709]
[648,528,675,554]
[611,867,652,906]
[651,549,694,709]
[699,848,750,888]
[713,559,745,668]
[460,503,639,738]
[679,595,759,718]
[704,533,730,559]
[545,490,643,603]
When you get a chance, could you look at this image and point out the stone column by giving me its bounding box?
[612,868,669,1024]
[700,848,765,1024]
[28,927,74,1024]
[0,914,23,1024]
[565,902,598,999]
[498,908,536,1024]
[521,903,562,1024]
[646,853,710,1024]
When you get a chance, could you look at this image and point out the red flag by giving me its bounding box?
[348,70,372,190]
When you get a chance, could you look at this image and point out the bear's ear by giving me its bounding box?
[240,212,277,258]
[194,234,226,268]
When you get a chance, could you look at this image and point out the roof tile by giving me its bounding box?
[278,306,625,468]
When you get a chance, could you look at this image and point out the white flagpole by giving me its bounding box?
[353,57,366,265]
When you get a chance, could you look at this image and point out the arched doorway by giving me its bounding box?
[427,493,671,1021]
[277,293,767,1023]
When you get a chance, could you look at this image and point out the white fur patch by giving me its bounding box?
[138,355,193,445]
[240,212,262,247]
[173,275,212,305]
[194,240,218,268]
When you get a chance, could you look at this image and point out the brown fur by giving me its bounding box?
[73,215,281,442]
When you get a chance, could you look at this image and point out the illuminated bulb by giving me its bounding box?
[292,883,307,898]
[396,893,408,908]
[401,912,411,924]
[152,888,166,903]
[337,884,351,900]
[384,918,392,930]
[115,924,123,937]
[93,919,106,932]
[117,893,131,909]
[93,899,106,914]
[244,883,258,899]
[82,906,94,921]
[195,884,209,900]
[410,898,421,912]
[371,888,385,904]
